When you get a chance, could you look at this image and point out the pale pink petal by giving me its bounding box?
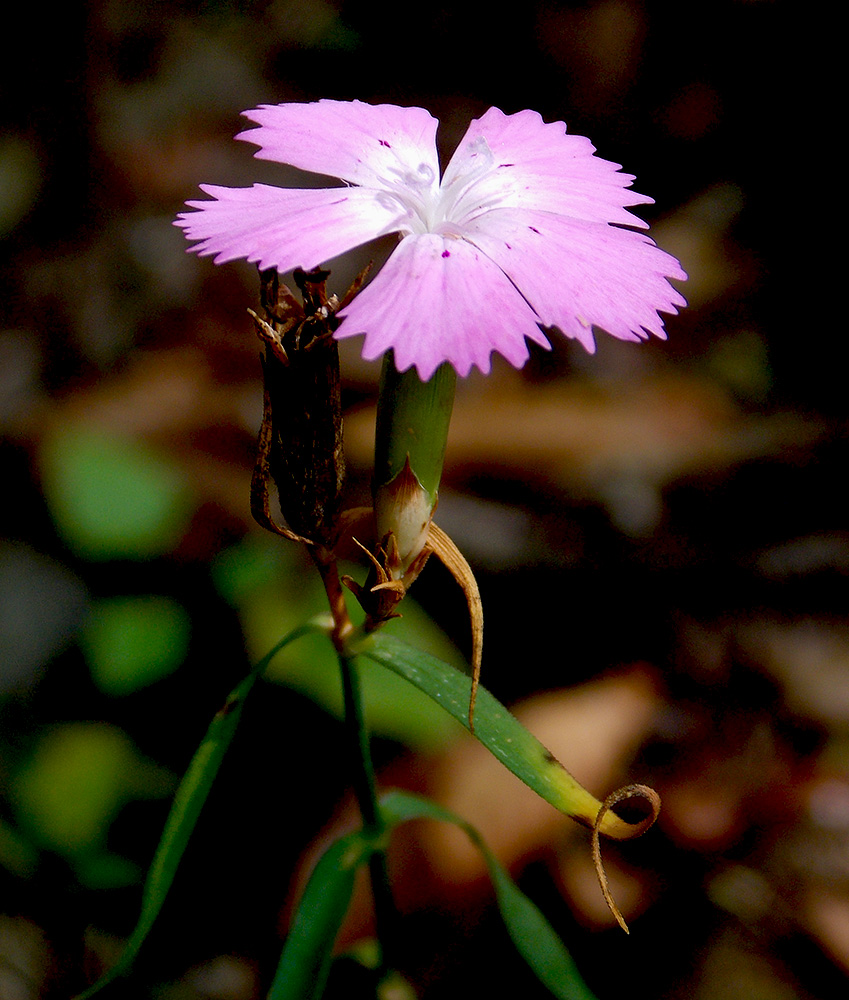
[441,107,652,230]
[238,100,440,196]
[176,183,406,272]
[462,208,687,350]
[177,100,688,375]
[336,234,550,379]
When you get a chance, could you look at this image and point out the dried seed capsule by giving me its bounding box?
[252,268,345,546]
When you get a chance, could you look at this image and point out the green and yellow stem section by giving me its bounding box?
[374,354,456,578]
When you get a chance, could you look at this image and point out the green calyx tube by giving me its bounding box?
[373,353,457,576]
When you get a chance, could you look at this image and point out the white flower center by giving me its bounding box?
[373,136,500,238]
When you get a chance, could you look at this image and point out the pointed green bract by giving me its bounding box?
[373,354,456,572]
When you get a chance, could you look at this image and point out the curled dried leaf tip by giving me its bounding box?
[591,783,661,934]
[426,522,483,731]
[339,518,484,730]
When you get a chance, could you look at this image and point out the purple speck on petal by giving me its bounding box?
[442,250,451,258]
[379,139,391,148]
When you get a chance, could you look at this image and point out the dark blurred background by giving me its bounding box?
[3,1,845,998]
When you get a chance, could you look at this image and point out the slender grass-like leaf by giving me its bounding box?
[76,620,327,999]
[358,633,646,839]
[380,791,598,1000]
[266,830,376,1000]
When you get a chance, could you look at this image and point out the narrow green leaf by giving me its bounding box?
[380,791,598,1000]
[266,831,376,1000]
[75,620,326,999]
[358,633,641,840]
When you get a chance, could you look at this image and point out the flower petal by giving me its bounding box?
[336,234,550,379]
[462,208,687,351]
[238,100,441,196]
[176,183,406,272]
[441,107,653,231]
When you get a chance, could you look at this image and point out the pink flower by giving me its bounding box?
[177,100,686,379]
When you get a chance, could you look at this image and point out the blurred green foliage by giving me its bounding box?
[213,537,467,750]
[39,423,194,560]
[11,723,174,888]
[81,595,191,696]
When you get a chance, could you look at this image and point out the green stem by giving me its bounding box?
[337,651,398,977]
